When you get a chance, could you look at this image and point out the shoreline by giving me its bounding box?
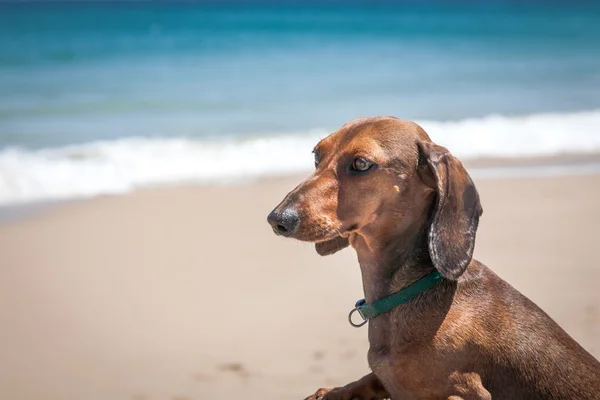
[3,154,600,225]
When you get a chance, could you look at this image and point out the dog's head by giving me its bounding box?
[267,117,482,280]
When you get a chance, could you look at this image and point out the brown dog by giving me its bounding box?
[267,117,600,399]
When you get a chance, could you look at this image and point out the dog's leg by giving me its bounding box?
[304,373,389,400]
[447,372,491,400]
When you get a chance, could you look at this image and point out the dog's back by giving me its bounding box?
[462,262,600,399]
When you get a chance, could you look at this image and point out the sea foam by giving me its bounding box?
[1,110,600,206]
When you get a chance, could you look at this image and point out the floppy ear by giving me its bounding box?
[315,236,350,256]
[417,142,483,280]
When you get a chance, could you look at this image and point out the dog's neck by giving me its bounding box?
[349,199,455,354]
[350,210,434,304]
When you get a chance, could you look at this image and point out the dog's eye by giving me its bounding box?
[351,157,374,172]
[313,149,320,168]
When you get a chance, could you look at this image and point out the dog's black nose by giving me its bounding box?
[267,208,300,237]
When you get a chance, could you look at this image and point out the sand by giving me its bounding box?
[1,172,599,400]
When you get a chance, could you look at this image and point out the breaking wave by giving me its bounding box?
[1,110,600,206]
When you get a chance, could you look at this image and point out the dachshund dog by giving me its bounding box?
[267,117,600,399]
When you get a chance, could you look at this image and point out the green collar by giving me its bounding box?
[348,270,444,327]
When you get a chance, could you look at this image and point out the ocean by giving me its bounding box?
[1,2,600,205]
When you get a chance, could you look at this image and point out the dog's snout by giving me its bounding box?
[267,208,300,237]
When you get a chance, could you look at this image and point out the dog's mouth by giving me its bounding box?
[288,221,357,243]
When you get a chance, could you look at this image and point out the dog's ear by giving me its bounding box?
[315,236,349,256]
[417,141,483,280]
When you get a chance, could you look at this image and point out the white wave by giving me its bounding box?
[422,110,600,159]
[0,134,322,206]
[1,110,600,206]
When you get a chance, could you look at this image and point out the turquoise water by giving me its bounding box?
[2,3,600,147]
[1,2,600,204]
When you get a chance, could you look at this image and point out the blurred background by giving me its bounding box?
[0,1,599,399]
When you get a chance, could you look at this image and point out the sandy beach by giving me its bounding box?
[1,171,599,400]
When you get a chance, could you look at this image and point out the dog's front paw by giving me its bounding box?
[303,387,356,400]
[304,388,331,400]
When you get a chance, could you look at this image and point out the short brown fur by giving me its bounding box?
[267,117,600,400]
